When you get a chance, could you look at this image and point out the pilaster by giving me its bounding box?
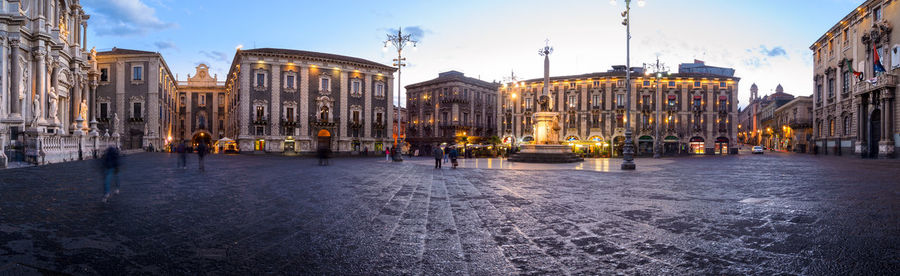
[239,61,250,138]
[340,70,348,139]
[364,73,372,137]
[270,65,281,136]
[147,59,160,143]
[300,66,309,138]
[115,60,125,134]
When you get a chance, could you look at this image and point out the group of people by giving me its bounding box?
[432,146,460,169]
[175,141,209,170]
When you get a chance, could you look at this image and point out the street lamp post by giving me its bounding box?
[644,57,668,158]
[613,0,644,170]
[383,27,418,161]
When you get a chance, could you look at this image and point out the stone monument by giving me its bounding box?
[509,41,582,163]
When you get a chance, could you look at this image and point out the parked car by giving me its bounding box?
[752,146,764,154]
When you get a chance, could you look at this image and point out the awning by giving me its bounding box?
[690,136,704,142]
[638,135,653,142]
[664,136,679,142]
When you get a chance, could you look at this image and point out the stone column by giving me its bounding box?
[8,39,21,117]
[185,91,192,141]
[115,60,125,135]
[71,70,82,130]
[34,50,47,126]
[147,59,160,146]
[386,76,393,144]
[89,81,99,135]
[81,77,89,130]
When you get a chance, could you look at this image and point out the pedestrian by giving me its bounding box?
[449,146,459,169]
[197,142,208,171]
[177,141,187,169]
[443,146,450,164]
[414,149,419,157]
[101,146,121,203]
[385,147,391,161]
[318,147,329,166]
[148,143,154,152]
[432,146,443,169]
[364,146,368,156]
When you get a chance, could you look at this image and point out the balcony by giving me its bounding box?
[282,118,297,127]
[856,73,897,94]
[789,119,812,129]
[667,105,678,112]
[440,96,468,105]
[692,105,702,112]
[253,116,267,125]
[641,104,652,112]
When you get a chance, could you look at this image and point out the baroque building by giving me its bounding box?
[0,0,117,167]
[94,48,178,150]
[404,71,499,153]
[225,48,396,154]
[811,0,899,158]
[499,61,738,156]
[176,64,227,148]
[773,96,814,153]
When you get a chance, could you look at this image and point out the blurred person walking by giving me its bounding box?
[101,146,121,203]
[432,146,443,169]
[449,147,459,169]
[197,142,208,171]
[176,141,187,169]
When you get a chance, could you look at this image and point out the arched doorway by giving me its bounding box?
[638,135,653,156]
[869,109,881,158]
[715,137,729,155]
[689,136,705,155]
[317,129,332,151]
[192,131,212,151]
[613,136,625,157]
[663,135,679,155]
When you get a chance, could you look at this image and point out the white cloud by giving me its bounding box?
[84,0,175,36]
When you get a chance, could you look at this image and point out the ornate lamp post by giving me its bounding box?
[612,0,644,170]
[644,56,667,158]
[383,27,417,161]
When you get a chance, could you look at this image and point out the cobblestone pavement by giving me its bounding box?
[0,152,898,275]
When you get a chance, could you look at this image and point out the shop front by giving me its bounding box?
[663,135,679,155]
[638,136,653,156]
[689,136,705,155]
[613,136,625,157]
[714,136,729,155]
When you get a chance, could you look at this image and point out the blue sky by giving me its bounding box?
[84,0,862,108]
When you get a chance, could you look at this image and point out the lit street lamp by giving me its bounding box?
[383,27,418,161]
[612,0,644,170]
[643,56,668,158]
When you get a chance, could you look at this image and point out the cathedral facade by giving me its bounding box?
[0,0,116,167]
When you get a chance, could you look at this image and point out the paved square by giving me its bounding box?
[0,153,898,274]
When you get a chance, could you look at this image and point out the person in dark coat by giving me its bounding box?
[101,146,121,203]
[197,143,208,171]
[449,147,459,169]
[176,141,187,169]
[432,146,443,169]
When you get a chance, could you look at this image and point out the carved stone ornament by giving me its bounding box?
[252,99,268,106]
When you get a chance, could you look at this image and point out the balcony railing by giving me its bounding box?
[855,73,897,93]
[253,116,267,125]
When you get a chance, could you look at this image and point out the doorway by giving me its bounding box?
[317,129,332,151]
[869,109,881,158]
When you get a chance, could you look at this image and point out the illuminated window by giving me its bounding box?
[592,94,600,108]
[568,95,577,108]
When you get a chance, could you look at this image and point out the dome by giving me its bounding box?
[775,84,784,93]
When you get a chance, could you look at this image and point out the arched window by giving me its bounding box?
[843,115,851,136]
[828,118,835,136]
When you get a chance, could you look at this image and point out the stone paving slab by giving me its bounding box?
[0,152,898,275]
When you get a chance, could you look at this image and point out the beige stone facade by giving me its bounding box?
[404,71,499,153]
[224,48,396,154]
[95,48,178,150]
[176,64,227,148]
[811,0,899,158]
[772,96,814,153]
[499,63,739,156]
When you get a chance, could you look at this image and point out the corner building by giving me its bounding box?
[225,48,396,154]
[499,63,739,156]
[811,0,899,158]
[94,48,178,150]
[405,71,499,153]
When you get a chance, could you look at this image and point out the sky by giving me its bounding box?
[84,0,863,109]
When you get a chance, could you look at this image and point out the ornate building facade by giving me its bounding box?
[225,48,396,154]
[811,0,899,158]
[0,0,117,167]
[404,71,498,153]
[94,48,178,150]
[772,96,813,153]
[176,64,227,148]
[498,62,739,156]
